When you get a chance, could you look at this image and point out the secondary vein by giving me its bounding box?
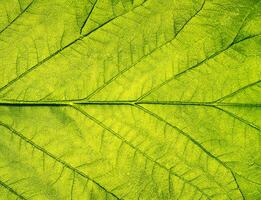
[0,179,27,200]
[0,0,34,35]
[0,121,120,200]
[0,1,149,94]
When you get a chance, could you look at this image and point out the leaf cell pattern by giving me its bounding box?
[0,0,260,199]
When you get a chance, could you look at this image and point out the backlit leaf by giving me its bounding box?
[0,0,260,199]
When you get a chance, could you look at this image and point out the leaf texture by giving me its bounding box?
[0,0,260,199]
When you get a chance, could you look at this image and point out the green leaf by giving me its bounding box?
[0,0,260,199]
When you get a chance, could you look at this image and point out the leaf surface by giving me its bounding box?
[0,0,260,199]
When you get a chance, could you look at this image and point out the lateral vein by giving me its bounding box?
[0,0,34,35]
[0,121,120,200]
[0,179,27,200]
[0,1,149,94]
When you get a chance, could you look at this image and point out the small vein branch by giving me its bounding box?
[0,0,34,35]
[0,1,147,94]
[213,80,261,103]
[81,0,206,101]
[213,106,260,131]
[80,0,98,34]
[0,121,120,200]
[134,104,243,199]
[136,34,261,102]
[231,172,246,200]
[0,179,27,200]
[134,105,230,169]
[71,105,212,199]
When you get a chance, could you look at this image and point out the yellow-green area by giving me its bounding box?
[0,0,260,199]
